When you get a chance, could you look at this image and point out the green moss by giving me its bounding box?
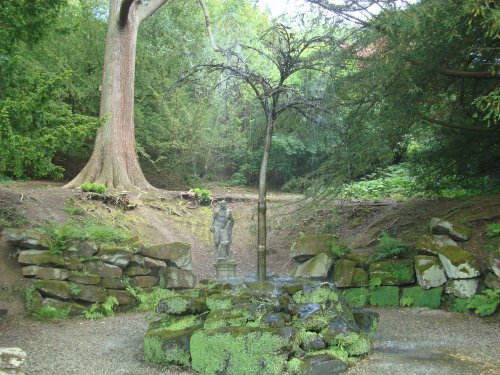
[292,287,339,304]
[204,308,252,329]
[351,268,369,287]
[206,294,233,311]
[307,346,349,363]
[451,297,471,314]
[400,287,443,309]
[143,336,191,366]
[369,286,400,307]
[342,288,370,308]
[369,261,415,285]
[34,306,70,319]
[438,246,477,267]
[287,358,305,374]
[190,328,289,375]
[333,332,371,356]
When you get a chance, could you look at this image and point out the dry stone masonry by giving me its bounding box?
[1,227,196,315]
[289,218,499,310]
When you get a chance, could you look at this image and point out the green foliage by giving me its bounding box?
[24,285,37,312]
[328,241,351,258]
[466,289,500,317]
[368,232,408,263]
[80,182,107,194]
[68,282,80,298]
[400,296,413,307]
[368,277,382,290]
[192,187,212,204]
[342,288,370,308]
[369,286,400,307]
[35,306,70,319]
[292,287,339,304]
[400,287,443,309]
[485,223,500,238]
[46,219,130,254]
[83,296,119,319]
[124,280,177,312]
[0,207,27,230]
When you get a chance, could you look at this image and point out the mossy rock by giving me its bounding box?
[41,298,87,316]
[157,295,208,315]
[34,280,71,300]
[319,316,361,345]
[451,297,471,314]
[124,266,152,276]
[97,246,132,268]
[415,234,457,256]
[106,289,134,305]
[342,288,370,308]
[445,278,480,298]
[369,286,400,307]
[292,253,334,278]
[369,260,415,286]
[100,277,125,289]
[206,294,233,311]
[263,312,292,328]
[414,255,447,289]
[144,323,203,366]
[430,218,472,242]
[130,275,158,288]
[332,259,356,288]
[25,287,43,313]
[139,242,192,271]
[204,308,252,329]
[484,272,500,290]
[71,241,99,257]
[18,250,66,267]
[190,326,291,375]
[159,267,196,289]
[68,272,101,285]
[344,253,369,270]
[400,286,443,309]
[489,249,500,277]
[22,266,70,280]
[74,284,107,303]
[2,228,51,249]
[437,246,480,279]
[292,285,340,305]
[290,234,335,263]
[350,268,369,287]
[293,354,348,375]
[84,260,123,278]
[352,308,379,337]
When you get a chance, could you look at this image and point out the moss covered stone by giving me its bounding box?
[106,289,134,305]
[157,295,208,315]
[445,278,480,298]
[130,276,158,288]
[74,284,107,303]
[415,234,457,256]
[430,218,472,242]
[18,250,66,267]
[68,272,101,285]
[352,309,379,337]
[489,249,500,277]
[344,253,369,269]
[190,327,290,375]
[484,272,500,290]
[100,277,124,289]
[290,234,335,263]
[206,294,233,311]
[22,266,70,280]
[139,242,192,270]
[293,286,339,305]
[292,253,334,278]
[159,267,195,289]
[41,298,87,316]
[350,268,369,287]
[342,288,370,308]
[369,260,415,286]
[437,246,480,279]
[294,354,348,375]
[204,308,252,329]
[369,286,400,307]
[34,280,71,300]
[400,286,443,308]
[414,255,447,289]
[333,259,356,288]
[84,260,123,278]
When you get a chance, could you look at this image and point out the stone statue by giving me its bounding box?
[210,200,234,260]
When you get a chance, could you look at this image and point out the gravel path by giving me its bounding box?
[0,308,499,375]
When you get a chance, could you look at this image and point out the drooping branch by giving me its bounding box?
[137,0,172,23]
[198,0,221,53]
[419,114,497,134]
[439,68,497,80]
[119,0,135,28]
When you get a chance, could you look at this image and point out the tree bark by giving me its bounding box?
[257,112,274,281]
[65,0,152,190]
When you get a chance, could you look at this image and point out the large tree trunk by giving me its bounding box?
[65,0,152,190]
[257,113,274,281]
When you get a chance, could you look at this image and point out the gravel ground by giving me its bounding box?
[0,308,499,375]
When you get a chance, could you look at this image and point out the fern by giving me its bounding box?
[368,231,408,263]
[467,289,499,317]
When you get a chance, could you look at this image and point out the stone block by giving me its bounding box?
[139,242,192,270]
[437,246,480,279]
[333,259,356,287]
[292,253,333,278]
[21,266,70,280]
[430,218,472,242]
[415,234,457,256]
[445,278,480,298]
[289,234,334,263]
[414,255,447,289]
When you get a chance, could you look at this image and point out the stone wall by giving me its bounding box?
[1,228,196,315]
[289,218,500,311]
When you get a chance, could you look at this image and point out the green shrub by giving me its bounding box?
[83,296,119,319]
[467,289,499,317]
[486,223,500,238]
[193,187,212,204]
[80,182,107,194]
[451,297,471,314]
[368,232,408,263]
[369,286,400,307]
[35,306,70,319]
[329,241,351,258]
[124,281,177,312]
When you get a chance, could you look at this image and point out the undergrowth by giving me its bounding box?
[368,231,408,263]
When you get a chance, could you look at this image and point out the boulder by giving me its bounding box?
[437,246,480,279]
[297,354,348,375]
[489,249,500,278]
[299,333,326,351]
[484,272,500,291]
[139,242,192,270]
[70,241,98,257]
[41,298,87,316]
[292,253,333,278]
[106,289,134,305]
[414,255,447,289]
[100,277,125,290]
[445,278,480,298]
[25,288,43,313]
[17,250,66,267]
[124,266,152,276]
[351,309,379,337]
[160,267,196,289]
[130,276,158,288]
[97,246,132,268]
[368,260,415,285]
[21,266,70,280]
[129,255,167,269]
[190,327,291,375]
[430,218,472,242]
[415,234,457,256]
[344,253,369,269]
[68,272,100,285]
[332,259,356,287]
[84,260,123,278]
[350,268,369,287]
[2,228,50,249]
[74,284,107,303]
[0,347,26,370]
[33,280,71,300]
[290,234,334,263]
[157,295,208,315]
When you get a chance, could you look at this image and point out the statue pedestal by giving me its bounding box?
[215,259,237,280]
